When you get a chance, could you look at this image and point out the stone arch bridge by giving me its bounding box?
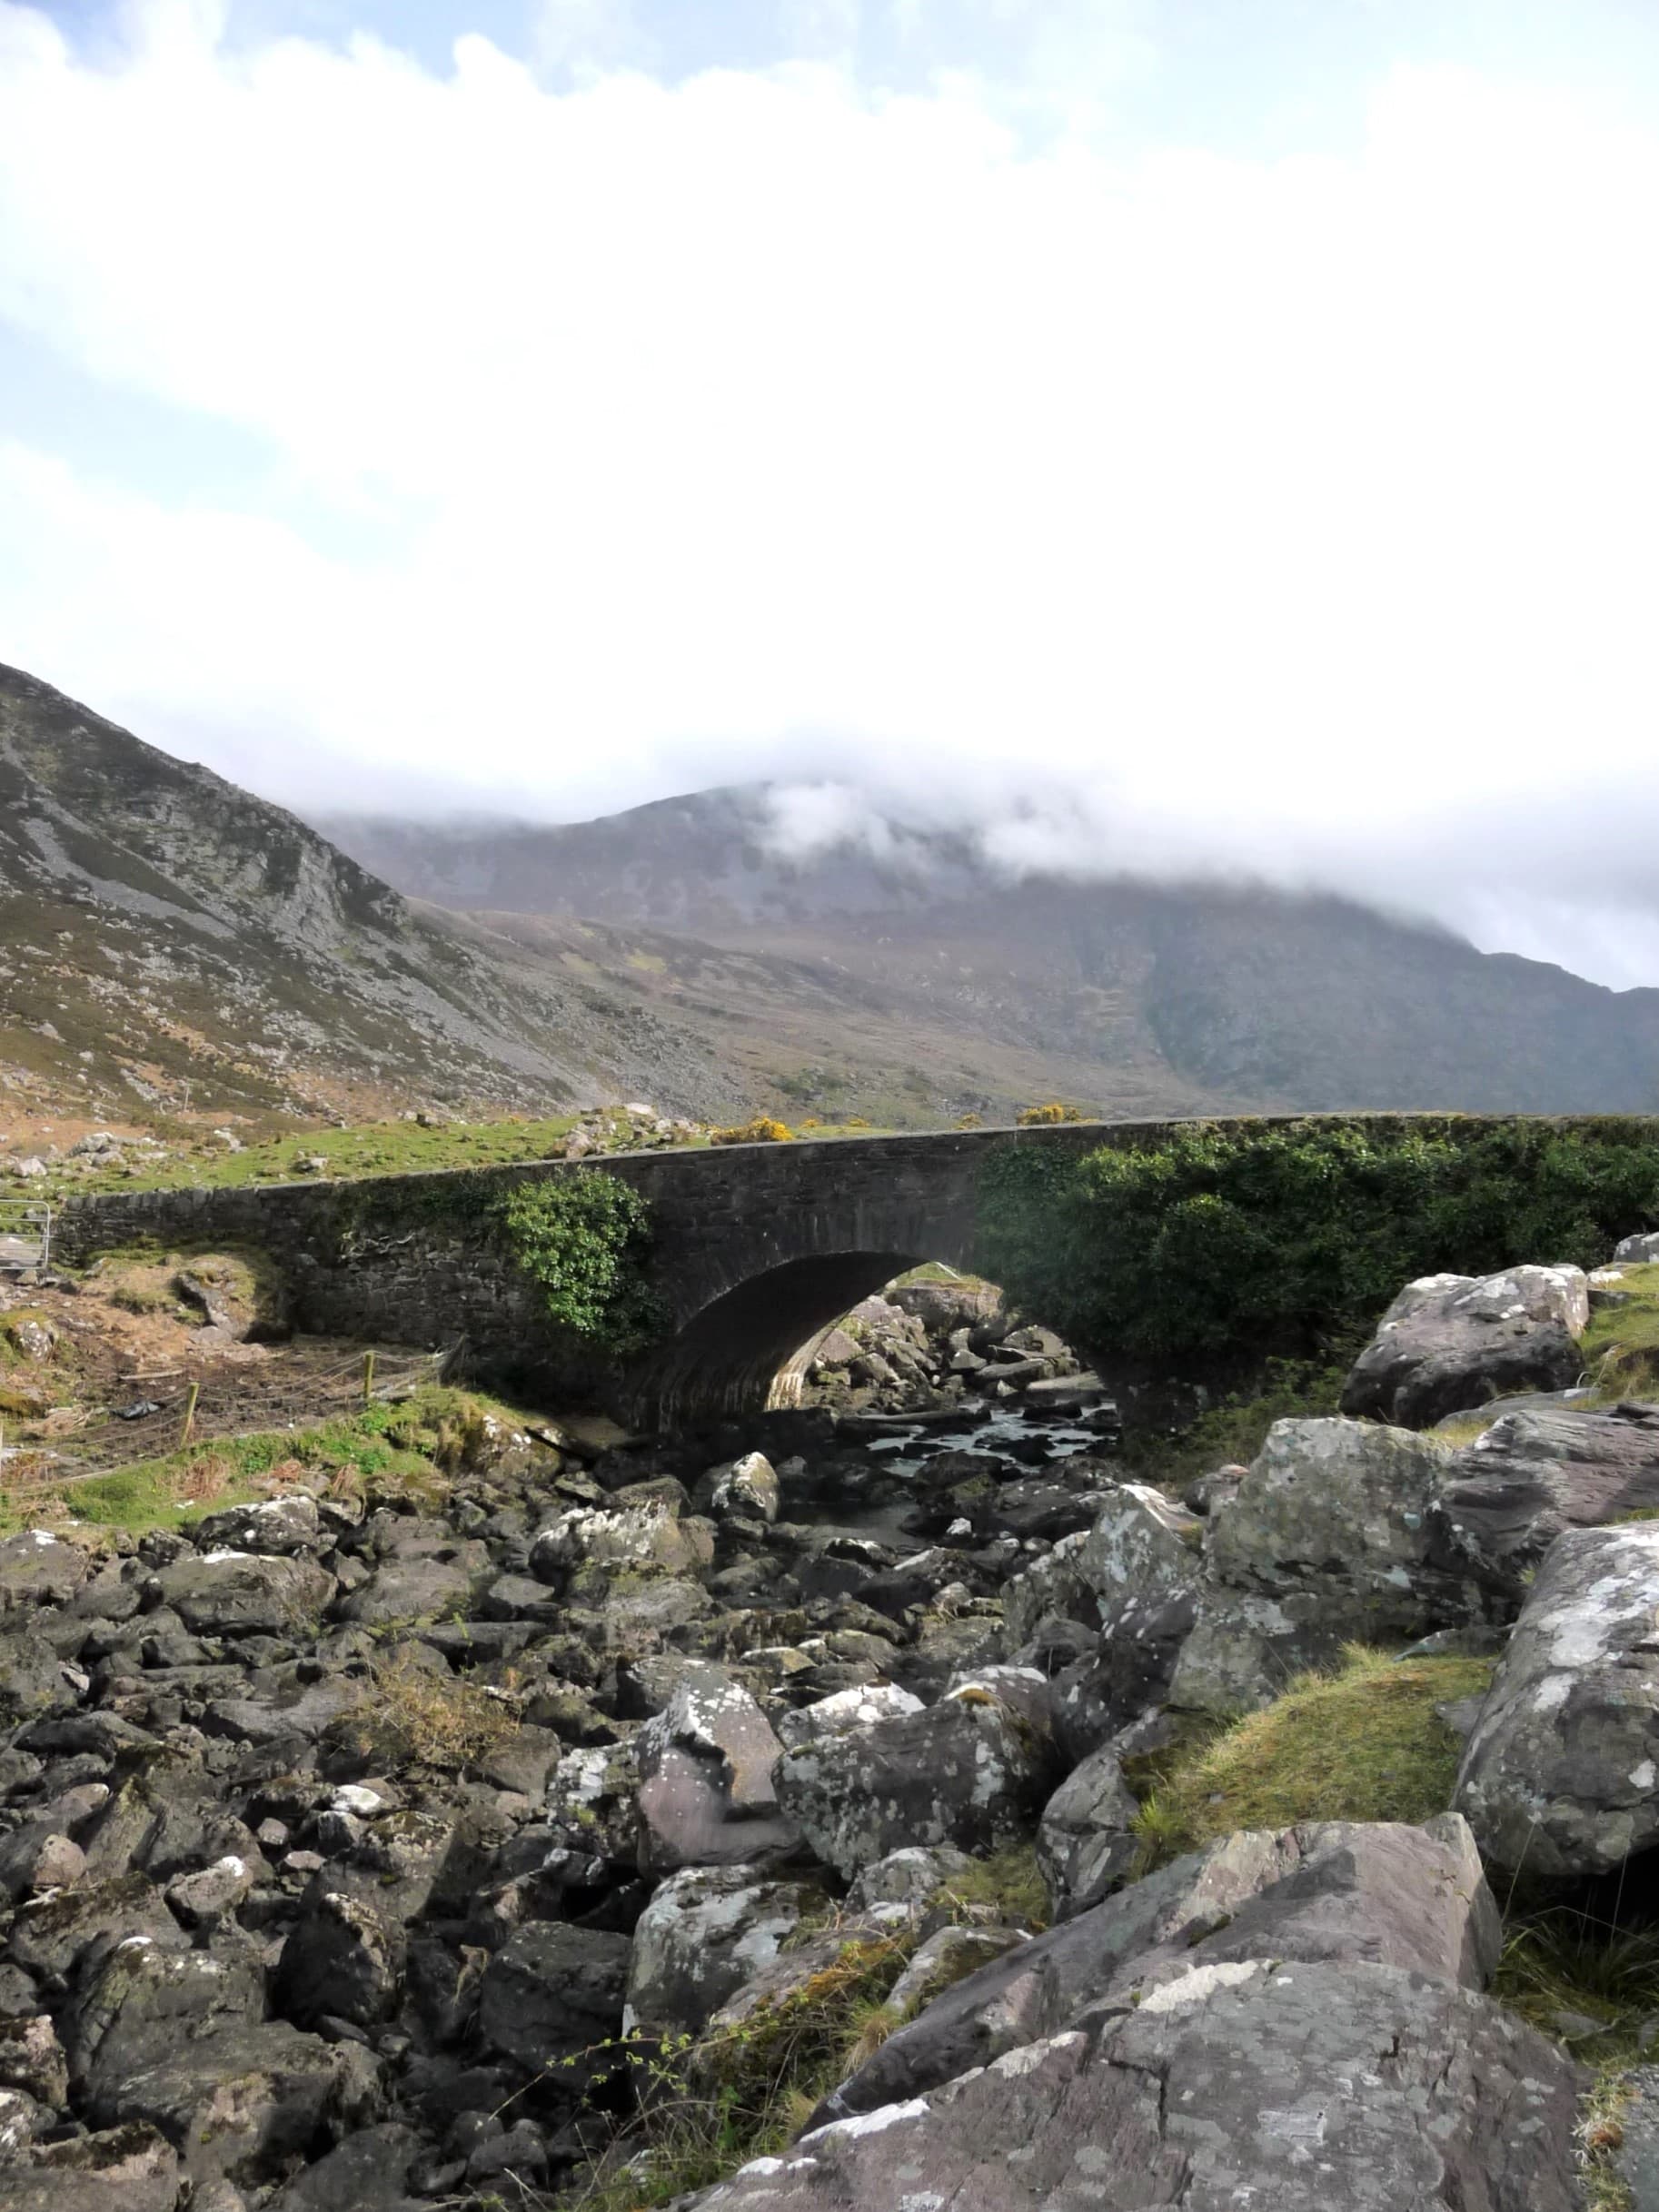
[52,1115,1592,1430]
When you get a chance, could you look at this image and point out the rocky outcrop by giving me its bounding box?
[1340,1265,1590,1427]
[1440,1400,1659,1597]
[1454,1522,1659,1878]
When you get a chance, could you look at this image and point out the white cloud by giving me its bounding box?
[0,5,1657,980]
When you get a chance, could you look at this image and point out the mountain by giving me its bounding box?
[0,665,729,1126]
[323,789,1659,1117]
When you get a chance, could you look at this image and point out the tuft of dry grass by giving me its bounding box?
[333,1651,518,1771]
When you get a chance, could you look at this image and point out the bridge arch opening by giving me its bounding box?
[623,1249,933,1430]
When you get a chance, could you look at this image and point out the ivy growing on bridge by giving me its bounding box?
[492,1173,666,1356]
[975,1116,1659,1377]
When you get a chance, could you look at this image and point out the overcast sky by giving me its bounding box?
[3,3,1659,987]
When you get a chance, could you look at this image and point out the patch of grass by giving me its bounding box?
[1496,1909,1659,2055]
[559,1932,921,2211]
[1130,1645,1495,1871]
[931,1843,1048,1929]
[1583,1264,1659,1402]
[0,1383,537,1538]
[331,1650,518,1771]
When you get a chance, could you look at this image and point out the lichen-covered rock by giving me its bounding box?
[191,1494,322,1556]
[5,2122,181,2212]
[775,1683,923,1751]
[1078,1483,1202,1625]
[530,1498,714,1592]
[635,1665,798,1872]
[1206,1417,1475,1634]
[1034,1744,1141,1919]
[1440,1401,1659,1599]
[154,1551,333,1636]
[1340,1265,1590,1428]
[695,1453,781,1524]
[1615,1231,1659,1263]
[776,1669,1059,1880]
[68,1941,264,2122]
[814,1816,1500,2128]
[624,1865,826,2038]
[1000,1534,1094,1649]
[846,1844,974,1913]
[698,1959,1581,2211]
[0,1531,89,1611]
[1455,1522,1659,1877]
[1167,1587,1374,1715]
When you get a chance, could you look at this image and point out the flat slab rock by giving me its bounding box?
[694,1961,1582,2211]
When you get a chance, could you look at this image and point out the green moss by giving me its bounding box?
[929,1842,1048,1929]
[1130,1646,1495,1871]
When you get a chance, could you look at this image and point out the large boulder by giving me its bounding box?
[634,1665,798,1873]
[698,1959,1581,2211]
[1206,1417,1475,1633]
[530,1497,714,1594]
[1340,1265,1590,1428]
[475,1921,629,2080]
[1615,1232,1659,1263]
[1455,1522,1659,1877]
[273,1890,403,2029]
[1166,1417,1485,1714]
[624,1865,826,2038]
[153,1552,333,1637]
[815,1815,1498,2124]
[776,1668,1060,1880]
[1440,1401,1659,1599]
[0,1531,90,1611]
[67,1941,264,2121]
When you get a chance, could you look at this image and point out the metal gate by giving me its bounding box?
[0,1201,51,1273]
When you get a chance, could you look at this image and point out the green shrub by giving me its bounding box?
[977,1116,1659,1378]
[492,1174,665,1354]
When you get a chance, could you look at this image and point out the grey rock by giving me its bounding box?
[776,1668,1059,1880]
[70,1941,265,2122]
[529,1498,713,1591]
[1078,1483,1202,1626]
[192,1494,322,1556]
[1167,1586,1370,1715]
[635,1665,798,1873]
[773,1682,923,1751]
[846,1844,974,1913]
[0,1529,90,1609]
[1616,1233,1659,1264]
[624,1864,826,2038]
[0,2016,67,2107]
[8,1873,189,1981]
[5,2122,181,2212]
[154,1551,333,1636]
[1455,1521,1659,1877]
[1613,2063,1659,2211]
[475,1921,629,2080]
[1034,1745,1142,1919]
[695,1452,781,1523]
[700,1959,1581,2211]
[1440,1400,1659,1598]
[333,1545,491,1627]
[1341,1265,1590,1428]
[274,1890,403,2029]
[818,1816,1498,2123]
[1207,1416,1475,1632]
[266,2122,424,2212]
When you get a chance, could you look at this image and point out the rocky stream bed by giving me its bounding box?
[5,1254,1659,2208]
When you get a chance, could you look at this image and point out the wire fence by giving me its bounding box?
[0,1340,459,1503]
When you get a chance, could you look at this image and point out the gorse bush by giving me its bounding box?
[492,1173,665,1354]
[710,1117,794,1146]
[976,1116,1659,1375]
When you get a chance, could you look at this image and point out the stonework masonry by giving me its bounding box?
[52,1116,1566,1425]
